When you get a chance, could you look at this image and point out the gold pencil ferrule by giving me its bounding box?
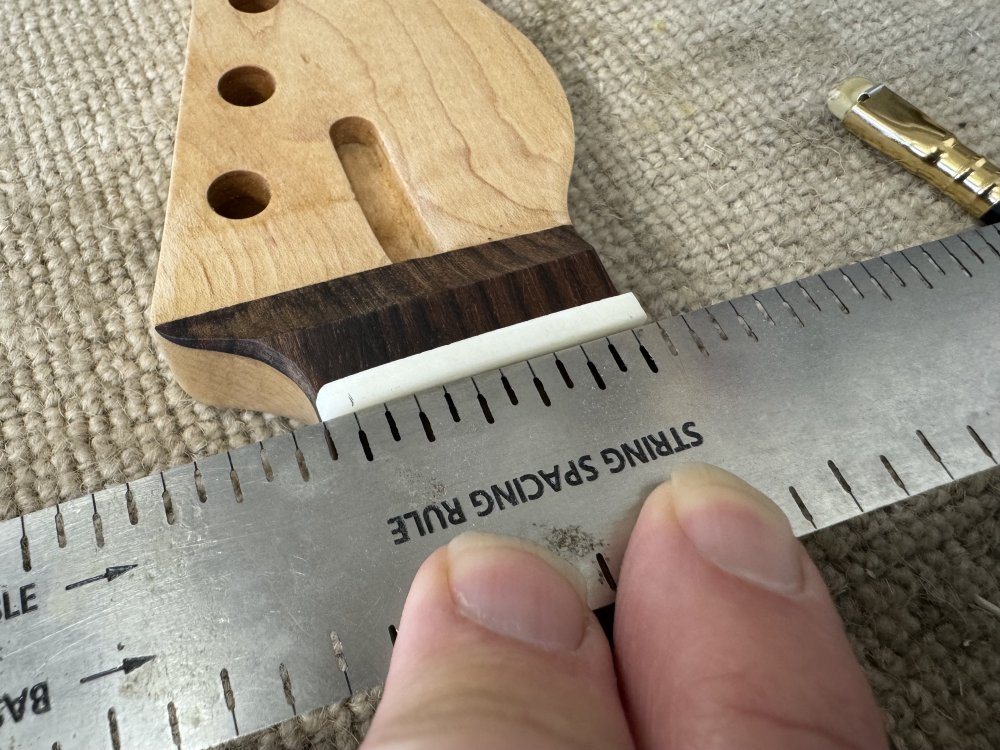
[828,77,1000,219]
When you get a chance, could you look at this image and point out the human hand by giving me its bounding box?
[360,463,887,749]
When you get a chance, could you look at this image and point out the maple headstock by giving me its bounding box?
[152,0,617,420]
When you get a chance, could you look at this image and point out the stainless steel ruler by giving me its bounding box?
[2,227,998,748]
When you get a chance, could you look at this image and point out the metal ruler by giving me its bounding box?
[2,227,998,748]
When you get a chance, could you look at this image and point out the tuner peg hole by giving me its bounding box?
[229,0,278,12]
[207,171,271,219]
[218,66,276,107]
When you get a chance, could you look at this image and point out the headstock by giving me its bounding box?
[152,0,620,421]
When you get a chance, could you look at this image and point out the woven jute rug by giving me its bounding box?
[1,1,998,748]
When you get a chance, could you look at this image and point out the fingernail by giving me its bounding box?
[665,463,805,595]
[447,532,588,651]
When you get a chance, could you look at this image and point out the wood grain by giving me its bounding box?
[152,0,594,417]
[157,227,617,415]
[152,0,576,320]
[159,338,318,422]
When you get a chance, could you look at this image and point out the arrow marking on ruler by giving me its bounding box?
[79,655,157,684]
[65,564,138,590]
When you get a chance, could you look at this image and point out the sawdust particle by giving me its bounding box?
[543,524,599,558]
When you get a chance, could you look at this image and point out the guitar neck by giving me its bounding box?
[153,0,636,420]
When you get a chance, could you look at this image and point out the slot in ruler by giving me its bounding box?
[1,227,998,748]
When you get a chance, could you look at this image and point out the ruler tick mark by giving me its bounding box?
[956,234,984,263]
[500,372,519,404]
[54,504,66,548]
[920,248,947,275]
[193,464,208,502]
[108,708,121,750]
[704,310,728,341]
[291,432,311,481]
[596,552,617,591]
[903,255,933,288]
[358,429,374,461]
[417,406,436,443]
[828,460,863,511]
[820,277,849,313]
[472,378,497,422]
[788,486,816,529]
[942,246,972,277]
[681,316,709,354]
[413,395,436,442]
[322,423,339,460]
[259,443,275,479]
[442,388,461,422]
[774,289,804,326]
[861,263,892,300]
[840,270,864,298]
[586,359,606,389]
[639,344,659,371]
[279,663,297,715]
[916,430,953,479]
[533,375,552,406]
[654,321,681,352]
[19,515,31,572]
[879,257,906,287]
[555,354,576,386]
[384,407,401,442]
[879,455,908,493]
[631,330,662,371]
[976,228,1000,259]
[91,494,105,547]
[478,391,497,421]
[608,339,630,369]
[751,295,776,326]
[125,484,139,525]
[330,630,353,693]
[728,301,758,341]
[352,414,375,460]
[797,281,822,311]
[220,668,239,735]
[226,454,245,502]
[167,700,181,748]
[579,345,609,387]
[160,473,176,524]
[967,425,996,463]
[330,630,347,668]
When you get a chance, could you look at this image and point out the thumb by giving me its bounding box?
[614,463,888,750]
[361,532,634,750]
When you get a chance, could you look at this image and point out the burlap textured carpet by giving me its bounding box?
[1,0,998,747]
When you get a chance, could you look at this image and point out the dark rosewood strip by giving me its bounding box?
[156,226,616,402]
